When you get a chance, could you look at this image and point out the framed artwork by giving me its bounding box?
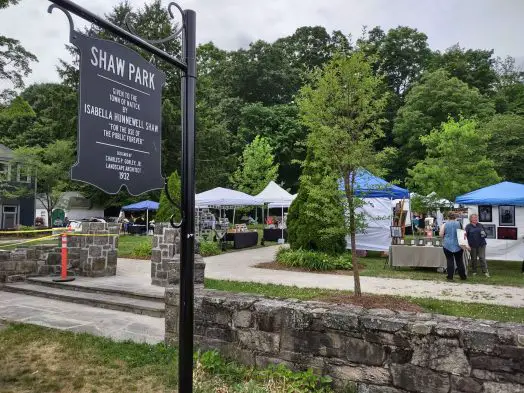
[433,238,441,247]
[497,227,517,240]
[478,205,492,222]
[499,205,515,226]
[390,226,402,238]
[417,238,425,246]
[483,224,496,239]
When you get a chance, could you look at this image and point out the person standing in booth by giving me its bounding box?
[465,213,489,277]
[440,212,467,281]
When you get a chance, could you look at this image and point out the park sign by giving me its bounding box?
[71,32,165,195]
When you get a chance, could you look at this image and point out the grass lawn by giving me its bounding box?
[118,235,151,258]
[205,279,524,323]
[357,253,524,287]
[0,323,332,393]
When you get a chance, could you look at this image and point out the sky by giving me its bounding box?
[1,0,524,88]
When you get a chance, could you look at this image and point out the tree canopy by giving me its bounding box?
[408,117,500,200]
[231,135,279,196]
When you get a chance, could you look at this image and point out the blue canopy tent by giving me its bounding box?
[350,169,410,199]
[339,170,410,251]
[456,182,524,261]
[456,182,524,206]
[122,200,160,234]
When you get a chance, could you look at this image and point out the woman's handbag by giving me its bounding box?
[457,228,469,248]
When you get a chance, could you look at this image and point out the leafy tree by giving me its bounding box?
[195,103,236,192]
[231,135,278,196]
[156,171,181,223]
[408,117,500,201]
[0,96,36,147]
[430,45,497,95]
[287,151,346,255]
[224,40,302,105]
[0,0,38,94]
[358,26,432,97]
[275,26,352,75]
[297,52,388,296]
[3,83,79,147]
[357,26,432,153]
[493,56,524,115]
[480,114,524,183]
[392,69,494,180]
[237,103,307,191]
[9,140,75,226]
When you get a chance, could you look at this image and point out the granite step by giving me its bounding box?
[2,283,165,318]
[25,276,164,302]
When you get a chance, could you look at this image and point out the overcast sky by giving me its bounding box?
[1,0,523,88]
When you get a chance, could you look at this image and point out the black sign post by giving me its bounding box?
[48,2,196,392]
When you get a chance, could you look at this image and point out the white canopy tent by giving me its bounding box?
[268,194,297,209]
[256,181,293,204]
[196,187,263,225]
[256,181,294,242]
[196,187,263,207]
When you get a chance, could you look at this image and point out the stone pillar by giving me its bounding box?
[76,222,119,277]
[151,223,205,287]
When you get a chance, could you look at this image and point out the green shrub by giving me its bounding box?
[156,171,181,222]
[197,350,332,392]
[132,238,152,258]
[287,151,346,255]
[276,247,352,271]
[199,241,221,257]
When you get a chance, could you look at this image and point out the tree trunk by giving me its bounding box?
[344,171,362,296]
[46,194,52,228]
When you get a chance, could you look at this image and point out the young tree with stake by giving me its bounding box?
[297,52,388,296]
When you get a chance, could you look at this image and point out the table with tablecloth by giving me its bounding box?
[389,245,447,268]
[127,224,147,235]
[263,228,287,242]
[225,231,259,249]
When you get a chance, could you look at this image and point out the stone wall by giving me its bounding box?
[0,245,61,282]
[0,222,119,281]
[67,222,119,277]
[151,224,205,287]
[165,288,524,393]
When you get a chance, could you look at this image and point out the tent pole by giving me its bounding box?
[146,208,149,235]
[281,205,284,242]
[233,207,236,225]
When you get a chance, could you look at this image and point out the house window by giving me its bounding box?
[17,165,31,183]
[0,162,10,181]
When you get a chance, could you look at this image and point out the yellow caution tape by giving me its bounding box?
[0,227,67,234]
[0,233,61,249]
[66,233,119,237]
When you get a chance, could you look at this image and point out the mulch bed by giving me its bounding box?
[316,293,424,312]
[255,262,423,312]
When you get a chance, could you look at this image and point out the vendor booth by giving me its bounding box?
[456,181,524,261]
[255,181,295,243]
[122,200,159,235]
[195,187,263,249]
[341,170,410,252]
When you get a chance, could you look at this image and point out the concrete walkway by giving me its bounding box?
[205,246,524,307]
[0,291,164,343]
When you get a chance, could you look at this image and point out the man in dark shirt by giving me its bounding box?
[465,213,489,277]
